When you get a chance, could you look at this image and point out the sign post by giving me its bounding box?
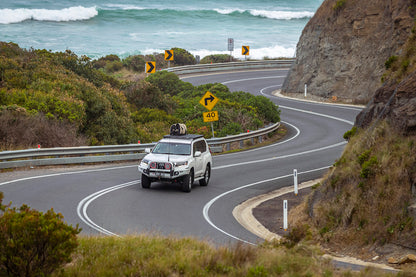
[228,38,234,62]
[199,91,219,137]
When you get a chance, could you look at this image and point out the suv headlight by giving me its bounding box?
[140,159,149,167]
[174,161,188,167]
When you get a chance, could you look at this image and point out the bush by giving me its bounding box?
[200,54,236,64]
[385,55,398,70]
[146,71,194,96]
[343,126,357,141]
[216,122,243,137]
[0,109,87,150]
[170,47,196,66]
[333,0,346,11]
[0,204,81,276]
[122,55,145,72]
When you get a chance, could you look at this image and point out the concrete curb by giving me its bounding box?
[233,179,321,241]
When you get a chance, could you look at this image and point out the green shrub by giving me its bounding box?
[124,80,175,113]
[385,55,398,69]
[146,71,194,96]
[333,0,346,11]
[217,122,243,137]
[170,47,196,66]
[358,149,371,165]
[105,61,123,73]
[360,156,378,178]
[343,126,357,141]
[122,55,145,72]
[200,54,235,64]
[0,204,81,276]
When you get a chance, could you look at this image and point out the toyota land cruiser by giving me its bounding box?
[138,127,212,192]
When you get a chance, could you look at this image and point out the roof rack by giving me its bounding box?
[163,134,203,140]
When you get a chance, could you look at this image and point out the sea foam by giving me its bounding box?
[0,6,98,24]
[214,8,313,20]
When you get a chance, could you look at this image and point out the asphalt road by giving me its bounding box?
[0,69,362,246]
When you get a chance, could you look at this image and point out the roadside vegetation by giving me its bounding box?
[286,22,416,270]
[0,42,280,150]
[289,122,416,250]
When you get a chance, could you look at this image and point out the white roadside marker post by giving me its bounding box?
[304,84,307,98]
[294,169,298,196]
[283,200,288,231]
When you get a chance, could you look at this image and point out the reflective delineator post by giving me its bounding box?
[304,84,307,98]
[294,169,298,196]
[283,200,288,231]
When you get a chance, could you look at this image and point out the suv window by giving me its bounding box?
[193,140,207,155]
[153,142,191,155]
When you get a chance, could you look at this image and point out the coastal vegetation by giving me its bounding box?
[287,22,416,265]
[0,42,280,150]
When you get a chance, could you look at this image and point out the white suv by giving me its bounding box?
[138,134,212,192]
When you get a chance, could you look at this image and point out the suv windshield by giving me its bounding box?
[152,142,191,155]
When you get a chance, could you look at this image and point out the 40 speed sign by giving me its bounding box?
[203,111,218,122]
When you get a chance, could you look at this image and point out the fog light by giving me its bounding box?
[174,171,179,176]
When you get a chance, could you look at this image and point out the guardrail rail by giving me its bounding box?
[0,123,280,169]
[166,59,294,75]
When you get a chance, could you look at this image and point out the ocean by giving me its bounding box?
[0,0,323,60]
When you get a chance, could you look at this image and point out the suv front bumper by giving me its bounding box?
[138,165,190,180]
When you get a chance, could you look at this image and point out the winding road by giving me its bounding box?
[0,68,362,246]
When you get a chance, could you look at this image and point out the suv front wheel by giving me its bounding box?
[182,170,193,193]
[141,174,151,189]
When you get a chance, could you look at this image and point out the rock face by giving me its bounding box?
[356,72,416,134]
[282,0,415,103]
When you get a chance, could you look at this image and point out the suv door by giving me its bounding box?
[193,140,205,177]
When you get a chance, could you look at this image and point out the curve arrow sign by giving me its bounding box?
[146,61,156,73]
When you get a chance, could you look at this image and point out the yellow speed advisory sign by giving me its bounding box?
[203,111,218,122]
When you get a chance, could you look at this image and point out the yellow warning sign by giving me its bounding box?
[242,45,249,55]
[199,91,219,111]
[164,50,174,61]
[145,61,156,73]
[203,111,219,122]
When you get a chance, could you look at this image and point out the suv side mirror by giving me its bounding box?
[194,151,202,157]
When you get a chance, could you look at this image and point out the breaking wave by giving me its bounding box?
[214,8,314,20]
[0,6,98,24]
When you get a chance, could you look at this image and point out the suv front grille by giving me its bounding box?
[150,162,172,170]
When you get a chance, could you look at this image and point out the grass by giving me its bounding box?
[51,235,400,276]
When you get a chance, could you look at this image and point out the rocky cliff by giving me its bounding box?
[282,0,416,103]
[356,72,416,134]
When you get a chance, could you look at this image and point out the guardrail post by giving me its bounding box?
[226,143,231,151]
[240,140,244,148]
[258,136,262,143]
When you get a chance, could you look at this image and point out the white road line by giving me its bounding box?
[77,180,139,236]
[0,165,136,187]
[221,75,286,85]
[214,120,300,158]
[202,166,331,245]
[213,141,346,170]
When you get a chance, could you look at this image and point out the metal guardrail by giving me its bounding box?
[166,60,294,75]
[0,123,280,169]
